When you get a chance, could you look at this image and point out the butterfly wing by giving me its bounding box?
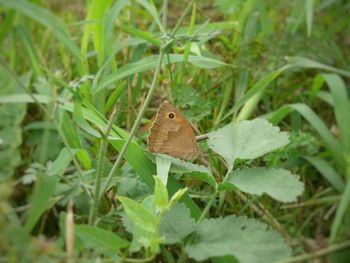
[147,102,198,160]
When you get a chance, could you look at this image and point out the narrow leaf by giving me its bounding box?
[154,175,169,209]
[304,156,344,193]
[24,175,59,232]
[75,224,129,252]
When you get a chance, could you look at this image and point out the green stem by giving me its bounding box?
[162,0,168,29]
[198,194,216,222]
[121,255,155,263]
[102,48,166,195]
[275,239,350,263]
[177,246,187,263]
[170,0,194,36]
[89,105,119,225]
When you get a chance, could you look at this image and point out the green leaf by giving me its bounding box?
[96,54,228,93]
[305,0,314,37]
[81,0,113,62]
[75,224,129,252]
[154,175,169,209]
[223,65,290,121]
[136,0,165,34]
[159,203,195,244]
[0,126,22,148]
[0,0,85,73]
[59,110,91,169]
[285,56,350,78]
[330,179,350,242]
[118,196,157,232]
[304,156,344,193]
[23,147,78,232]
[185,216,291,263]
[169,188,188,207]
[221,168,304,203]
[208,119,289,171]
[0,94,50,104]
[156,155,172,185]
[266,103,345,170]
[159,154,216,188]
[50,148,77,176]
[24,175,59,232]
[15,94,202,219]
[322,74,350,155]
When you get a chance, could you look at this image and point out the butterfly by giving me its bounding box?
[147,102,198,160]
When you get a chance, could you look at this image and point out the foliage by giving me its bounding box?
[1,0,350,262]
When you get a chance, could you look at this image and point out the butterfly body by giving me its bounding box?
[147,102,198,160]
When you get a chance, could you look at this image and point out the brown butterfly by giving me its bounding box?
[147,102,198,160]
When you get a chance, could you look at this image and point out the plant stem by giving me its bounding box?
[89,104,119,225]
[195,133,208,142]
[102,49,165,195]
[162,0,168,29]
[121,255,155,263]
[177,246,187,263]
[275,239,350,263]
[93,0,194,224]
[198,194,216,222]
[170,0,194,36]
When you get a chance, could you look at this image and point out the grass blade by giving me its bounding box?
[322,74,350,154]
[304,156,344,193]
[223,64,291,121]
[286,56,350,78]
[330,179,350,242]
[306,0,314,37]
[266,103,345,170]
[0,0,85,73]
[96,54,228,93]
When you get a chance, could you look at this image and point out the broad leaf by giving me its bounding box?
[208,119,289,170]
[185,216,291,263]
[221,168,304,203]
[159,203,195,244]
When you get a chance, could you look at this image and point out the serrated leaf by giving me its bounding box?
[158,154,216,188]
[154,175,169,209]
[159,203,195,244]
[75,224,129,252]
[221,168,304,203]
[208,119,289,170]
[185,216,291,263]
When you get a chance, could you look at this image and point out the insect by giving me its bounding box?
[147,102,198,160]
